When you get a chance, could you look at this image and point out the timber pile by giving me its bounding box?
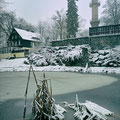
[63,94,114,120]
[23,65,66,120]
[31,73,66,120]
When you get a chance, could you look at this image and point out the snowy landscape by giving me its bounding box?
[1,0,120,119]
[0,44,120,120]
[0,45,120,120]
[0,47,120,120]
[1,45,120,74]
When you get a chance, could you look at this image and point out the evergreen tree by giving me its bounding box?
[66,0,79,38]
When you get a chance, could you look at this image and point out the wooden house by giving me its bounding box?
[0,28,43,59]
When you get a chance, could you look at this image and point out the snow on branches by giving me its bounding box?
[27,45,90,67]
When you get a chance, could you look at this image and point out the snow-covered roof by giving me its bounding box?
[15,28,44,42]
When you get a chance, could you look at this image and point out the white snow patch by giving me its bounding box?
[0,58,29,71]
[54,104,67,120]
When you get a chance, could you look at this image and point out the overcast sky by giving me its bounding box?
[5,0,106,29]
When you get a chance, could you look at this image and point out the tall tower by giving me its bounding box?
[90,0,100,27]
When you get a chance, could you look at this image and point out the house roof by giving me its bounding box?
[15,28,44,42]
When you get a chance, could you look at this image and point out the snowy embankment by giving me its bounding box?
[0,58,120,73]
[1,45,120,73]
[0,58,29,72]
[27,45,90,67]
[90,45,120,67]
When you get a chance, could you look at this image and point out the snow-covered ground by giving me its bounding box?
[1,45,120,73]
[0,58,120,73]
[0,58,29,72]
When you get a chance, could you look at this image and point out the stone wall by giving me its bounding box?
[90,34,120,49]
[51,34,120,50]
[51,37,89,46]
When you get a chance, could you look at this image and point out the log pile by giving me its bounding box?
[31,73,66,120]
[23,65,66,120]
[63,94,114,120]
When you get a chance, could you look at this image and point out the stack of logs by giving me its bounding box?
[23,65,66,120]
[31,73,54,120]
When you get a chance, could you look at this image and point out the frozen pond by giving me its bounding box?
[0,72,118,101]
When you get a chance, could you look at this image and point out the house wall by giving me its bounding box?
[21,40,32,48]
[0,52,25,59]
[8,29,22,47]
[8,29,32,48]
[0,28,41,59]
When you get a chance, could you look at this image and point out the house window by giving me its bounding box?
[32,43,34,47]
[10,42,12,46]
[31,42,34,48]
[19,41,21,45]
[7,47,10,52]
[12,42,14,46]
[15,35,17,39]
[15,41,17,46]
[6,48,9,53]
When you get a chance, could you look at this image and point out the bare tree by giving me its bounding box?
[0,11,36,47]
[101,0,120,25]
[52,9,67,39]
[76,17,86,37]
[1,12,36,39]
[79,29,89,37]
[0,0,5,32]
[0,0,5,10]
[2,12,16,37]
[37,20,50,40]
[14,18,36,32]
[0,0,7,47]
[37,21,47,38]
[37,19,59,42]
